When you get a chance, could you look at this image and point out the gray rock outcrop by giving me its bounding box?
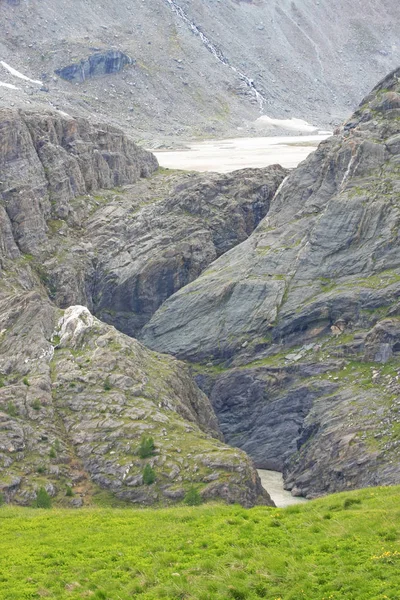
[55,51,133,83]
[142,67,400,498]
[0,295,270,507]
[0,108,158,254]
[0,107,272,507]
[39,165,286,336]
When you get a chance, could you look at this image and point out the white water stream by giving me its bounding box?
[164,0,267,111]
[257,470,308,507]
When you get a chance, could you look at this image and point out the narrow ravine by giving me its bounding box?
[164,0,267,112]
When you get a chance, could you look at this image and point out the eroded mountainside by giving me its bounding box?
[143,67,400,498]
[0,107,287,336]
[0,0,400,139]
[0,109,272,507]
[3,66,400,505]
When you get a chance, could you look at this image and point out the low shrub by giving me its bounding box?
[143,464,156,485]
[184,486,202,506]
[138,436,155,459]
[34,487,52,509]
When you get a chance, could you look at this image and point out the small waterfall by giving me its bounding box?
[164,0,267,112]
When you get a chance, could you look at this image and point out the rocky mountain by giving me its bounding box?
[42,164,287,337]
[0,0,400,141]
[142,67,400,498]
[2,2,400,507]
[0,107,275,507]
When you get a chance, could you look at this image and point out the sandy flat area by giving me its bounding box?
[153,134,330,173]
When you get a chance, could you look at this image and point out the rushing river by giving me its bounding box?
[153,134,330,173]
[257,470,308,508]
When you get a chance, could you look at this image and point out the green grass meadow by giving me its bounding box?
[1,487,400,599]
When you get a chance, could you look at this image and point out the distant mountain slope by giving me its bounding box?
[0,0,399,140]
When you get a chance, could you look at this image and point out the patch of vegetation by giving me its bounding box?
[52,334,61,346]
[33,487,52,509]
[103,376,112,391]
[6,402,18,417]
[22,377,30,387]
[31,399,41,411]
[0,487,400,598]
[65,486,74,497]
[184,485,202,506]
[47,219,65,234]
[138,436,155,459]
[143,464,156,485]
[343,497,362,509]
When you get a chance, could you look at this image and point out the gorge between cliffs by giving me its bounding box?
[1,66,400,509]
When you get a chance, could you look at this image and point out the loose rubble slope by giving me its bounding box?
[1,0,400,139]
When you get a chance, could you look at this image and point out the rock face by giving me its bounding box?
[0,109,286,333]
[39,165,286,337]
[0,108,272,507]
[0,107,286,336]
[0,108,158,254]
[55,51,133,83]
[0,295,270,507]
[142,68,400,497]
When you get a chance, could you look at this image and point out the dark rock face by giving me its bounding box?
[143,68,400,498]
[206,368,316,471]
[55,51,133,83]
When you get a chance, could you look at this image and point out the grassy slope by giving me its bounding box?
[1,487,400,599]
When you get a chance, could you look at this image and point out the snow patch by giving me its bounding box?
[0,81,19,90]
[256,116,321,133]
[1,61,43,85]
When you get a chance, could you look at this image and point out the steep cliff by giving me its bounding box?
[143,67,400,497]
[0,108,158,254]
[0,109,286,333]
[0,108,272,507]
[44,165,286,336]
